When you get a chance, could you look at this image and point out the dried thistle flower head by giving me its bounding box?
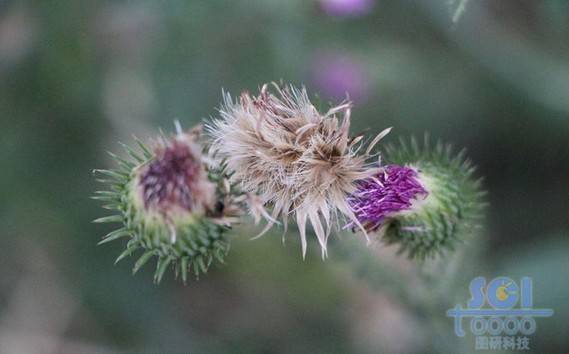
[349,136,486,260]
[207,83,391,258]
[93,124,246,283]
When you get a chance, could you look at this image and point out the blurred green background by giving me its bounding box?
[1,0,568,353]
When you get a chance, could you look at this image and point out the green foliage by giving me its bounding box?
[381,135,487,260]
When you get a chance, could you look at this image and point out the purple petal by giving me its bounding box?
[348,165,428,231]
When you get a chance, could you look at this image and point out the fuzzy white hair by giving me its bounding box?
[207,83,390,258]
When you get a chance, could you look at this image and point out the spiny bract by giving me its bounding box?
[207,83,391,258]
[93,125,246,283]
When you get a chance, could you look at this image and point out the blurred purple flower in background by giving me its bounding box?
[311,52,371,103]
[319,0,375,17]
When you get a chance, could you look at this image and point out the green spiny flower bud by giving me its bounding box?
[93,124,245,283]
[349,136,486,260]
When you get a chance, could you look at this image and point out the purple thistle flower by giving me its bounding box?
[94,124,249,283]
[348,165,428,232]
[140,141,200,211]
[137,131,216,218]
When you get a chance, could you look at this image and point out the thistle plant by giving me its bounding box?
[207,83,391,258]
[93,82,486,285]
[348,136,486,260]
[93,124,246,283]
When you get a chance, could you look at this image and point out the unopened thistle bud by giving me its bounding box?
[348,137,486,260]
[207,83,391,258]
[93,124,245,283]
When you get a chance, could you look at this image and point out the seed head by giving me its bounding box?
[207,83,391,258]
